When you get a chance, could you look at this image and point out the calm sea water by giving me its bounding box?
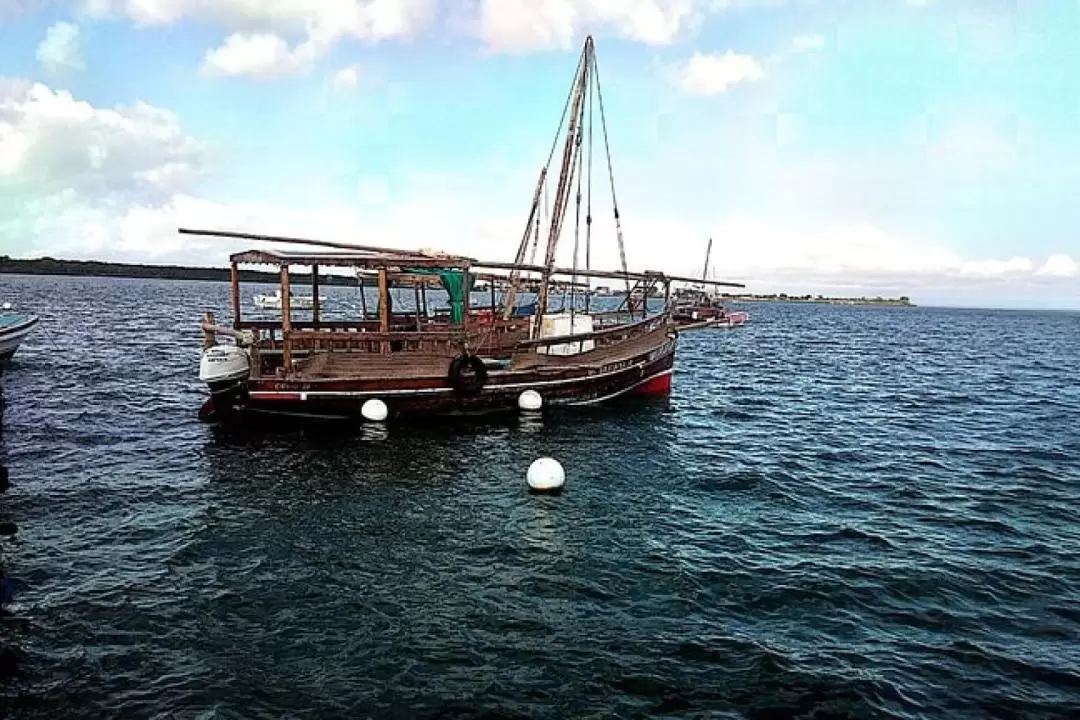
[1,274,1079,719]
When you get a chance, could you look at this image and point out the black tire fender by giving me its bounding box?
[448,353,488,395]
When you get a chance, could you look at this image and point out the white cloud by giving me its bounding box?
[36,21,85,73]
[0,0,41,20]
[476,0,697,53]
[673,51,764,95]
[0,77,207,257]
[202,32,316,78]
[790,33,824,53]
[1036,254,1079,278]
[0,76,1074,309]
[332,64,361,91]
[958,256,1034,278]
[82,0,436,74]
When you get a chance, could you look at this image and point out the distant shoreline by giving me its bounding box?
[2,257,916,306]
[726,294,915,307]
[0,256,360,287]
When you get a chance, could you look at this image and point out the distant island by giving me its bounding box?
[725,293,915,307]
[1,257,915,306]
[0,255,363,287]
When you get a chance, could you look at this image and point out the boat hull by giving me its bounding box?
[0,315,38,363]
[672,307,748,331]
[202,335,677,422]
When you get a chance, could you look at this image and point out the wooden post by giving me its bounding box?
[202,311,217,348]
[414,281,422,329]
[229,263,240,329]
[377,268,390,353]
[421,284,428,318]
[311,264,321,328]
[490,279,496,315]
[358,275,368,320]
[462,267,471,328]
[281,264,292,370]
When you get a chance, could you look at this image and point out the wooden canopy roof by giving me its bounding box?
[228,248,469,270]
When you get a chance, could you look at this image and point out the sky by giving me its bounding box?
[0,0,1078,309]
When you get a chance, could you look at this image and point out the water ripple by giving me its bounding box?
[1,277,1078,718]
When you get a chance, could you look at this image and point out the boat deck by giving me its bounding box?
[286,325,671,380]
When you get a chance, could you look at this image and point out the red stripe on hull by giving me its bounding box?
[631,371,672,396]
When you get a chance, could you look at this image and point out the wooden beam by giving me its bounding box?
[358,274,368,319]
[311,264,321,327]
[229,263,241,328]
[475,260,744,288]
[280,264,292,370]
[179,227,468,262]
[414,282,422,327]
[377,267,390,342]
[462,268,471,328]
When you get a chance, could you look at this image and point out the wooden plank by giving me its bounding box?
[377,267,389,352]
[311,264,321,327]
[230,262,241,327]
[281,264,292,369]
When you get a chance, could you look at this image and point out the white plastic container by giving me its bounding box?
[537,313,595,356]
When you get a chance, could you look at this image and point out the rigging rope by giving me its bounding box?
[591,48,631,294]
[505,49,588,318]
[534,44,591,331]
[570,111,585,319]
[585,56,594,313]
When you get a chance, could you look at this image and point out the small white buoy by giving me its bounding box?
[527,457,565,493]
[518,389,543,412]
[361,398,388,422]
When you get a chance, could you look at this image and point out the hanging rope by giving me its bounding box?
[570,115,585,319]
[585,56,594,313]
[505,48,588,319]
[591,48,631,294]
[533,42,591,332]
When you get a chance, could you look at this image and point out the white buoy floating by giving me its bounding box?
[526,457,565,494]
[518,389,543,412]
[361,398,388,422]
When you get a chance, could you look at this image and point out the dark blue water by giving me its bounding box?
[1,274,1079,719]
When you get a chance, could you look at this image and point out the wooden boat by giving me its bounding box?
[187,37,743,424]
[672,238,750,331]
[0,308,37,364]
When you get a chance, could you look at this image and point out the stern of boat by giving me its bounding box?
[197,343,251,422]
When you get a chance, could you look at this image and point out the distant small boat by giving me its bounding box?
[252,288,326,311]
[671,239,750,331]
[0,307,38,363]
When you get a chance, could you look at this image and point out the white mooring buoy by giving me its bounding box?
[518,389,543,412]
[361,398,388,422]
[527,457,565,493]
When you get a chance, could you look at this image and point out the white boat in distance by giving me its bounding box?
[0,305,38,364]
[252,288,326,311]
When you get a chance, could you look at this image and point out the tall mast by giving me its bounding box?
[703,238,713,282]
[533,37,592,336]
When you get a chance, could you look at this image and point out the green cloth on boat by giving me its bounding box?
[409,268,475,324]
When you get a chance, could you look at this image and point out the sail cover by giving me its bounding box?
[409,269,475,324]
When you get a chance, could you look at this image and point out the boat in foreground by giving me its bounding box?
[188,37,742,425]
[0,310,38,364]
[193,245,683,423]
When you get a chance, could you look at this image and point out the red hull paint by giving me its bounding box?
[631,370,673,396]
